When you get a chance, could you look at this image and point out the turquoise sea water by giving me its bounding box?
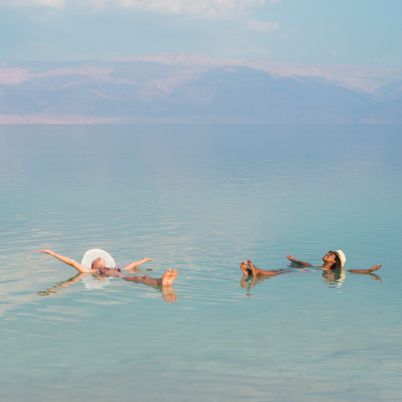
[0,124,402,402]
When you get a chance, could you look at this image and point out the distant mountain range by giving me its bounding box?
[0,59,401,124]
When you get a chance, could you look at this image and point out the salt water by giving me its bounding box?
[0,124,401,402]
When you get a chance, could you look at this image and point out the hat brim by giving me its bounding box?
[81,248,116,269]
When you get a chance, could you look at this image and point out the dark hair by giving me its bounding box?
[327,251,342,270]
[333,254,342,269]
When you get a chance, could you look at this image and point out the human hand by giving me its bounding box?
[34,249,54,255]
[369,264,382,272]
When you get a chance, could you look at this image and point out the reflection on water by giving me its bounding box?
[37,273,88,296]
[321,268,383,287]
[36,272,179,303]
[0,124,401,402]
[321,268,346,287]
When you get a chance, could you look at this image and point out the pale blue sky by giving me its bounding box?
[0,0,401,66]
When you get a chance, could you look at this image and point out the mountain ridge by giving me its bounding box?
[0,60,401,124]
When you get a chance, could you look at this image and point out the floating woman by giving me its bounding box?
[35,249,178,288]
[241,250,382,287]
[287,250,381,274]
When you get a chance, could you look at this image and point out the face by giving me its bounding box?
[322,251,338,265]
[91,257,106,270]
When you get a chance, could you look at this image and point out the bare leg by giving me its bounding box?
[123,275,160,286]
[247,260,285,277]
[123,269,178,287]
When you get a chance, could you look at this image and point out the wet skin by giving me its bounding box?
[240,260,285,278]
[35,249,179,302]
[241,254,383,289]
[287,252,382,274]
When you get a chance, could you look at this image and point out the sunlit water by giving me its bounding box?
[1,124,401,402]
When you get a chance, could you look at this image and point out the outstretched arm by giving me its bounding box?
[123,257,152,272]
[34,249,89,273]
[348,264,382,275]
[287,255,313,267]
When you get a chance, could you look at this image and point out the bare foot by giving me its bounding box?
[240,262,249,277]
[161,269,178,287]
[246,260,257,277]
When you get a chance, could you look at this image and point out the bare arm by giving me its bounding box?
[35,249,89,273]
[287,255,313,267]
[348,264,382,275]
[123,257,152,272]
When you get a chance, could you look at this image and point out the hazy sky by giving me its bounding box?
[1,0,401,66]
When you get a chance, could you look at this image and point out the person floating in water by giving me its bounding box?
[241,250,382,287]
[287,250,381,274]
[35,249,178,288]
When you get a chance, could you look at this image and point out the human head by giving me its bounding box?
[331,249,346,268]
[322,249,346,269]
[91,257,106,270]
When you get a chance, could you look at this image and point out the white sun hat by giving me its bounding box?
[81,248,116,270]
[81,249,116,290]
[331,249,346,268]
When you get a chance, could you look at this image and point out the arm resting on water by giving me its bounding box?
[348,264,382,275]
[287,255,313,267]
[35,249,89,273]
[123,257,152,271]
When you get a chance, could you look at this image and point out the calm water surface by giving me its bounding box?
[0,125,401,402]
